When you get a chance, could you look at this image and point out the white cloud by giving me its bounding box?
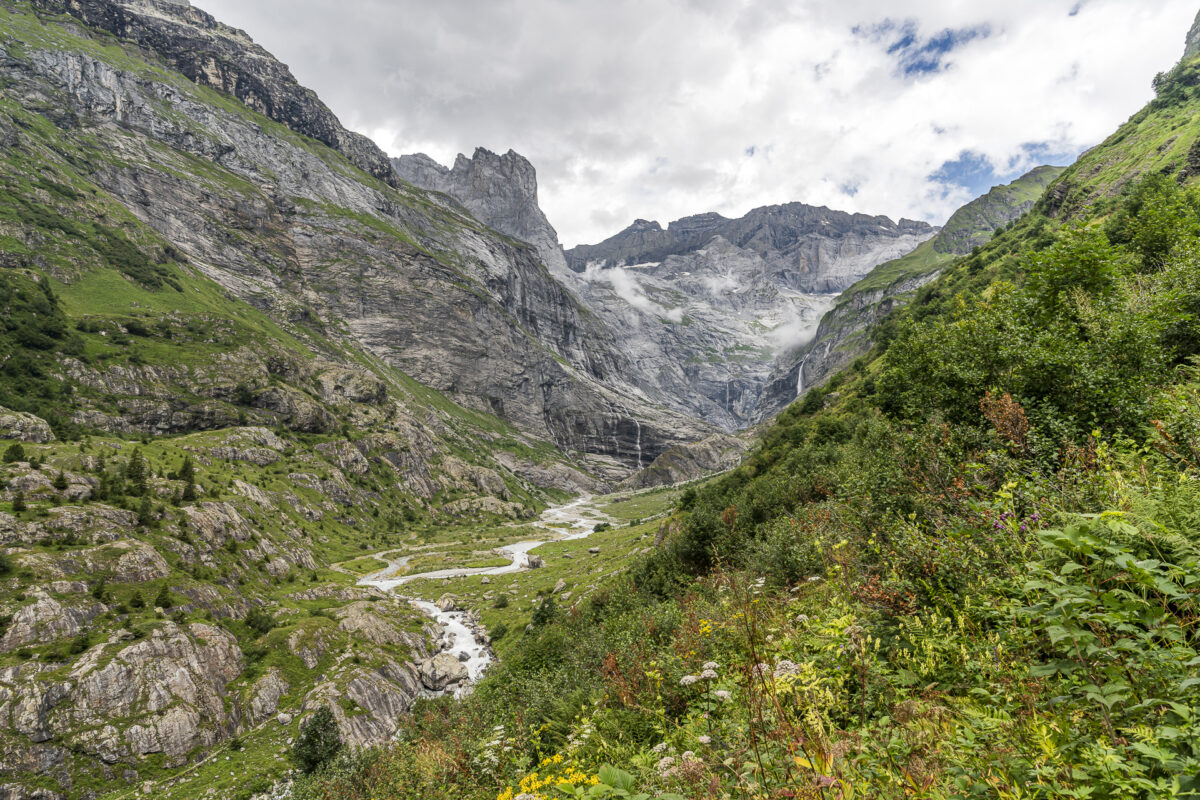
[198,0,1196,246]
[579,262,670,320]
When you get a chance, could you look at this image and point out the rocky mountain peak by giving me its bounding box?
[392,147,569,275]
[29,0,397,185]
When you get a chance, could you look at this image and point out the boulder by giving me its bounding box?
[526,555,544,569]
[418,653,469,692]
[435,594,459,612]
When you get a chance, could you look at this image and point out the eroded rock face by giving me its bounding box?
[0,408,55,444]
[20,541,171,584]
[0,592,105,652]
[567,206,934,291]
[2,4,715,468]
[620,433,749,490]
[0,622,242,769]
[29,0,398,186]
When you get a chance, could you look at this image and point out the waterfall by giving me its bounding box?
[633,416,643,470]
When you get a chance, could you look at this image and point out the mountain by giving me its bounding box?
[1,0,715,474]
[566,205,936,293]
[755,163,1066,418]
[0,1,724,796]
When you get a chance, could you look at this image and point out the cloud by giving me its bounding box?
[196,0,1196,247]
[579,263,663,318]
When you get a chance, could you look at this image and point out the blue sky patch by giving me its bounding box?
[854,18,991,77]
[930,143,1082,200]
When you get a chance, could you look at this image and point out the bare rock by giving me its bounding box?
[248,669,289,725]
[0,593,104,651]
[0,407,55,443]
[418,653,469,692]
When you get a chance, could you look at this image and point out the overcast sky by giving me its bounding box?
[198,0,1196,247]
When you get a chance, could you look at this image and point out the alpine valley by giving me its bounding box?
[2,2,1200,800]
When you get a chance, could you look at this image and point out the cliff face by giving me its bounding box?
[3,0,712,469]
[551,207,935,429]
[29,0,398,185]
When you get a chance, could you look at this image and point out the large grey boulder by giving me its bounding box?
[418,653,469,692]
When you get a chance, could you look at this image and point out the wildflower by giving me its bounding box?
[680,675,699,686]
[807,576,822,582]
[795,614,809,623]
[656,756,676,776]
[652,742,670,754]
[699,669,718,680]
[773,660,801,678]
[702,661,719,671]
[698,735,711,745]
[681,751,697,761]
[714,690,731,702]
[750,662,771,678]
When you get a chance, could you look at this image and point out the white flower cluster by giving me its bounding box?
[773,659,802,678]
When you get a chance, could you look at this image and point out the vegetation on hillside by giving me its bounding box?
[293,97,1200,800]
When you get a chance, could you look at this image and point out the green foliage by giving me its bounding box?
[531,594,558,627]
[245,607,276,636]
[2,443,25,463]
[292,707,343,774]
[10,491,25,513]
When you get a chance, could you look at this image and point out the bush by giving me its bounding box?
[245,607,276,636]
[292,706,342,774]
[2,443,25,463]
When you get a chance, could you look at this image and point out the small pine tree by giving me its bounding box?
[291,706,342,774]
[245,607,276,636]
[179,455,195,484]
[137,495,154,527]
[52,470,68,491]
[125,448,147,495]
[129,591,145,609]
[2,443,25,463]
[11,491,26,513]
[153,585,172,609]
[69,631,90,654]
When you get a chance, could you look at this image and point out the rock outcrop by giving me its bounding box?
[0,409,55,444]
[393,148,570,277]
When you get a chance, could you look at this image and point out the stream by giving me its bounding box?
[358,494,610,693]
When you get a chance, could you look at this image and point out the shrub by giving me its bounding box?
[292,706,342,774]
[245,607,276,636]
[2,443,25,463]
